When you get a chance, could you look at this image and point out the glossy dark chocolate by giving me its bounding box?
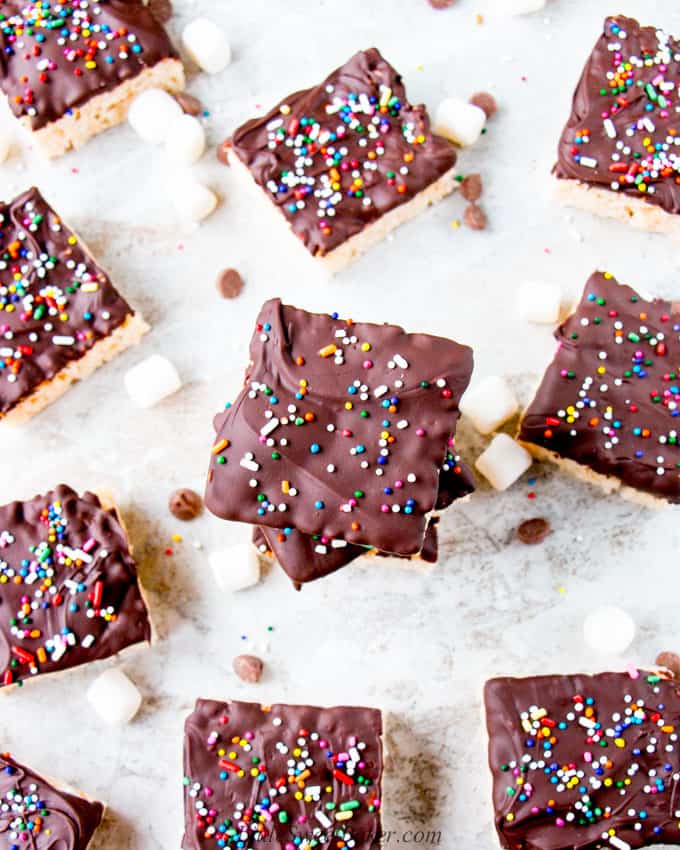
[485,671,680,850]
[0,751,103,849]
[254,455,475,584]
[519,271,680,503]
[0,0,178,131]
[0,187,135,418]
[229,48,456,257]
[0,484,151,688]
[205,299,474,555]
[555,16,680,216]
[182,698,382,850]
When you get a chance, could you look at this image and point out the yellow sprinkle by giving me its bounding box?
[172,534,182,543]
[282,480,290,494]
[335,811,353,822]
[361,342,371,352]
[319,344,337,358]
[452,220,461,229]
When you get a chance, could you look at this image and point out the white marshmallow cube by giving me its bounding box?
[583,606,636,655]
[87,668,142,726]
[475,434,532,490]
[209,543,261,592]
[500,0,546,13]
[518,281,562,324]
[0,132,11,164]
[165,114,206,165]
[460,376,519,435]
[125,354,182,408]
[170,179,218,222]
[127,88,183,144]
[434,98,486,147]
[182,18,232,74]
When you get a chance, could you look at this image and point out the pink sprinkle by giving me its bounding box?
[394,480,403,488]
[363,360,373,368]
[584,751,592,763]
[416,428,425,437]
[627,664,640,680]
[381,504,389,513]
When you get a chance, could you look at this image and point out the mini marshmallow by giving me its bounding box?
[433,97,486,147]
[583,606,636,655]
[496,0,546,12]
[124,354,182,408]
[518,281,562,325]
[165,113,206,165]
[209,543,261,592]
[460,376,519,435]
[182,18,231,74]
[475,434,532,491]
[170,179,218,222]
[127,88,183,144]
[87,668,142,726]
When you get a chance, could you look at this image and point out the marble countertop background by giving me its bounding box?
[2,0,680,847]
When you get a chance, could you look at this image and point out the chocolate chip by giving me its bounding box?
[656,651,680,679]
[175,92,204,117]
[217,140,231,165]
[463,203,487,231]
[461,173,483,202]
[469,91,497,119]
[216,268,244,299]
[427,0,456,7]
[168,488,203,521]
[148,0,173,24]
[233,654,264,683]
[517,517,551,545]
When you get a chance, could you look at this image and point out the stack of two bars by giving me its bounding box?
[204,298,476,587]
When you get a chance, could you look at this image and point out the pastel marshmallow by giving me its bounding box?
[460,376,519,435]
[475,434,532,490]
[583,606,636,655]
[124,354,182,408]
[165,114,206,165]
[170,179,218,222]
[182,18,232,74]
[209,542,261,592]
[518,281,562,324]
[433,98,486,147]
[87,668,142,726]
[127,88,183,144]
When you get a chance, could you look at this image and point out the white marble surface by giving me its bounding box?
[2,0,680,847]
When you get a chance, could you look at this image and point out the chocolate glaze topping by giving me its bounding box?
[182,698,382,850]
[555,16,680,216]
[520,271,680,503]
[0,0,178,131]
[229,48,456,257]
[205,299,474,555]
[253,456,475,584]
[0,484,151,688]
[485,671,680,850]
[0,187,135,418]
[0,751,103,849]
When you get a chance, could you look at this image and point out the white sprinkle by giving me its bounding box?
[52,335,75,346]
[374,385,388,398]
[603,119,617,138]
[397,420,409,430]
[240,458,260,472]
[393,354,408,369]
[260,418,280,436]
[315,811,332,829]
[579,156,598,169]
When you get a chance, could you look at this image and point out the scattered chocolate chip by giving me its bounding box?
[217,140,231,165]
[463,203,487,231]
[233,654,264,683]
[656,651,680,678]
[168,488,203,521]
[175,92,204,117]
[148,0,173,24]
[517,517,551,545]
[461,173,483,202]
[216,268,244,299]
[469,91,497,119]
[427,0,456,7]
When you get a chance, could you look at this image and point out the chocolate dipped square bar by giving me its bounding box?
[0,0,184,158]
[0,751,104,848]
[554,15,680,236]
[0,187,148,425]
[205,299,474,556]
[223,48,457,272]
[0,484,151,689]
[485,670,680,850]
[519,270,680,505]
[254,450,475,585]
[182,698,382,850]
